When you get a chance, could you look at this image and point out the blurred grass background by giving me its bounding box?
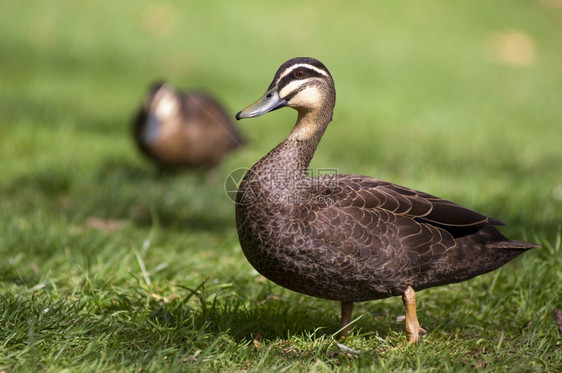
[1,0,561,371]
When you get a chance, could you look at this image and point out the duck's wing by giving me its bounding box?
[330,175,503,232]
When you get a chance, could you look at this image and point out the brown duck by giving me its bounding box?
[133,82,244,170]
[235,57,538,343]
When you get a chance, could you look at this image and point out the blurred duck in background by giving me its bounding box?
[133,82,244,172]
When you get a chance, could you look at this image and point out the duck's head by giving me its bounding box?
[139,83,181,145]
[236,57,335,121]
[145,83,180,120]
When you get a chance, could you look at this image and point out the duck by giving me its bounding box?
[133,82,244,171]
[234,57,538,343]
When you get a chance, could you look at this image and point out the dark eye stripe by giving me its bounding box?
[276,68,324,90]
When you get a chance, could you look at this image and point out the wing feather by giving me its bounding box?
[333,175,500,229]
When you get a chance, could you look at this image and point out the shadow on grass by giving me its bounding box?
[145,281,402,344]
[92,159,234,231]
[154,296,344,343]
[93,157,213,183]
[1,158,235,234]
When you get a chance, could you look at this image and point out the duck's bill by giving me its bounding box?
[236,85,287,120]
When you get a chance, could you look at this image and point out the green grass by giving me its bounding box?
[1,0,561,371]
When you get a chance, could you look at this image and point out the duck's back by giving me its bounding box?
[175,92,244,165]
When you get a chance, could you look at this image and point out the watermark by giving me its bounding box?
[224,168,339,206]
[224,167,258,205]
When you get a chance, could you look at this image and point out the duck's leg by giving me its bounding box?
[402,286,427,343]
[339,302,354,339]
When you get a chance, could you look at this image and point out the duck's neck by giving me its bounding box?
[252,108,332,184]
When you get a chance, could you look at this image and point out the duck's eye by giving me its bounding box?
[294,69,306,79]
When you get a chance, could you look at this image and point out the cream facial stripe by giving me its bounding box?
[279,79,315,98]
[278,63,330,81]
